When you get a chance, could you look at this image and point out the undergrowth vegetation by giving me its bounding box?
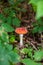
[0,0,43,65]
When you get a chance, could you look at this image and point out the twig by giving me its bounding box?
[26,40,38,50]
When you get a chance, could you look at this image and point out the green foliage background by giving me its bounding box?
[0,0,23,65]
[29,0,43,33]
[0,0,43,65]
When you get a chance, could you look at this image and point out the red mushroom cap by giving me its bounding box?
[15,27,28,34]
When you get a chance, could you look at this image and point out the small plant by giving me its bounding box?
[33,50,43,61]
[20,47,43,65]
[9,35,16,43]
[21,47,33,59]
[29,0,43,19]
[0,26,20,65]
[28,0,43,34]
[0,0,27,65]
[28,0,43,48]
[21,58,41,65]
[32,18,43,33]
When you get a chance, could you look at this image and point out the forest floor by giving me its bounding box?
[0,1,43,65]
[15,3,41,50]
[14,3,43,65]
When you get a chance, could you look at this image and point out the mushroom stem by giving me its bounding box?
[19,34,23,47]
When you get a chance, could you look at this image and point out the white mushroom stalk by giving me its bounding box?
[19,34,23,47]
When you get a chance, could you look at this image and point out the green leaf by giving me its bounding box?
[8,0,14,5]
[6,16,12,25]
[0,42,20,65]
[14,47,19,53]
[37,18,43,25]
[3,8,9,14]
[32,26,39,33]
[29,0,41,5]
[0,14,6,23]
[29,0,43,19]
[22,59,41,65]
[9,10,16,17]
[21,48,29,54]
[13,17,21,27]
[28,48,33,59]
[0,55,10,65]
[34,50,43,61]
[38,26,43,33]
[1,32,9,43]
[9,51,20,64]
[9,35,15,43]
[0,43,10,65]
[2,23,14,32]
[4,43,13,51]
[36,1,43,19]
[0,26,9,42]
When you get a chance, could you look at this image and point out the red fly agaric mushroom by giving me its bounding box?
[15,27,28,47]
